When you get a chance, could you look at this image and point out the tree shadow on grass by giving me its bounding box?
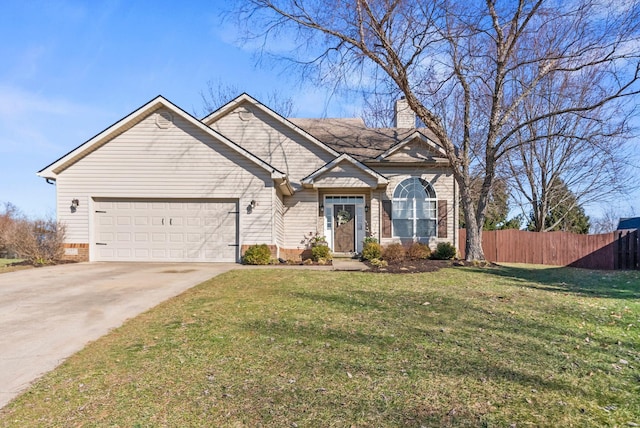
[475,264,640,300]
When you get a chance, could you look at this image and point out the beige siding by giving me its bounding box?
[312,161,380,188]
[282,189,319,249]
[210,102,335,185]
[372,165,458,248]
[56,109,276,251]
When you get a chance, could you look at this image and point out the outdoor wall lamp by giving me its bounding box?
[319,204,324,213]
[70,199,79,213]
[250,200,257,208]
[365,205,369,213]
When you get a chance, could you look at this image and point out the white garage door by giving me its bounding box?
[93,198,238,262]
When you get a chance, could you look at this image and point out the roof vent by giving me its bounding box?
[238,106,254,121]
[155,110,173,129]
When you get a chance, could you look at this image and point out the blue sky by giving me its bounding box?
[1,1,638,222]
[0,1,359,219]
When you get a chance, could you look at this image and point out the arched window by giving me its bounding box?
[392,177,437,238]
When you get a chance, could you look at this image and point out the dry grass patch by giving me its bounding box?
[1,266,638,427]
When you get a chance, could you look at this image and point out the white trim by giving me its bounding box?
[202,93,340,158]
[376,131,447,160]
[302,153,388,188]
[391,177,438,239]
[322,194,366,253]
[38,96,287,182]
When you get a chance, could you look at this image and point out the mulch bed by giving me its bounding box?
[364,258,457,273]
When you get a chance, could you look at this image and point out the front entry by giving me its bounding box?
[323,195,366,254]
[333,204,355,252]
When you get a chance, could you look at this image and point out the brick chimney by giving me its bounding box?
[394,97,415,128]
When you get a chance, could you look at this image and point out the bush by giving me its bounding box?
[382,243,406,264]
[432,242,457,260]
[361,242,382,261]
[363,236,378,244]
[311,244,332,262]
[368,258,388,268]
[1,213,66,265]
[243,244,272,265]
[406,242,431,260]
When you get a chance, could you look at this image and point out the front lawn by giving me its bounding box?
[1,266,638,427]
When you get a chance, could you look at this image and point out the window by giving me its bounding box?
[392,177,437,238]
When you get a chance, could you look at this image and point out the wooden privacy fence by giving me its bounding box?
[458,229,640,270]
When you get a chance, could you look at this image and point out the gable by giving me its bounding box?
[61,108,276,188]
[302,154,388,189]
[311,161,380,188]
[208,98,337,187]
[38,96,287,187]
[382,139,448,163]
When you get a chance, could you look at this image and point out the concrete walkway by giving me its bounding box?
[0,262,235,409]
[331,257,370,271]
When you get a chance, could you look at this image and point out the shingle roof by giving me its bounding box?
[617,217,640,230]
[288,118,442,162]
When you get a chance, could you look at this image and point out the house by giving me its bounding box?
[37,94,458,263]
[617,217,640,230]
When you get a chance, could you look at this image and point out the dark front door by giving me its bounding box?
[333,204,355,252]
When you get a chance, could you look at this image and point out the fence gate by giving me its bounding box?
[616,229,639,270]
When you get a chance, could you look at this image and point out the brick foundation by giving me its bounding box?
[240,245,312,262]
[62,243,89,262]
[278,248,312,262]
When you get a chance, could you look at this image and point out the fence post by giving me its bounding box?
[633,230,639,270]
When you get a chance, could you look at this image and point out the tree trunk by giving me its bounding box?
[460,183,486,261]
[464,215,485,261]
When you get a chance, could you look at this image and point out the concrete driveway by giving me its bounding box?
[0,262,236,409]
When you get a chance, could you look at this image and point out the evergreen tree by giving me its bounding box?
[527,180,590,233]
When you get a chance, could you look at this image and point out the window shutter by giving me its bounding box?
[382,200,392,238]
[437,200,448,238]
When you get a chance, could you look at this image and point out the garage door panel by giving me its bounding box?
[117,216,131,225]
[134,217,148,226]
[135,233,149,242]
[94,198,238,262]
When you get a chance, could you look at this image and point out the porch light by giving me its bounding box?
[71,199,79,208]
[250,200,257,208]
[319,204,324,213]
[365,205,369,213]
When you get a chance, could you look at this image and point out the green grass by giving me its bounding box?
[0,259,29,273]
[1,265,639,427]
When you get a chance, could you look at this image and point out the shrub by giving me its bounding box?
[382,243,406,264]
[243,244,272,265]
[361,242,382,261]
[2,215,66,265]
[432,242,457,260]
[368,258,388,268]
[311,244,332,262]
[406,242,431,260]
[363,236,378,244]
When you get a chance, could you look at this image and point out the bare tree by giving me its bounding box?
[0,202,21,257]
[591,206,637,234]
[0,202,66,264]
[504,57,636,232]
[198,79,296,117]
[233,0,640,260]
[3,217,66,265]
